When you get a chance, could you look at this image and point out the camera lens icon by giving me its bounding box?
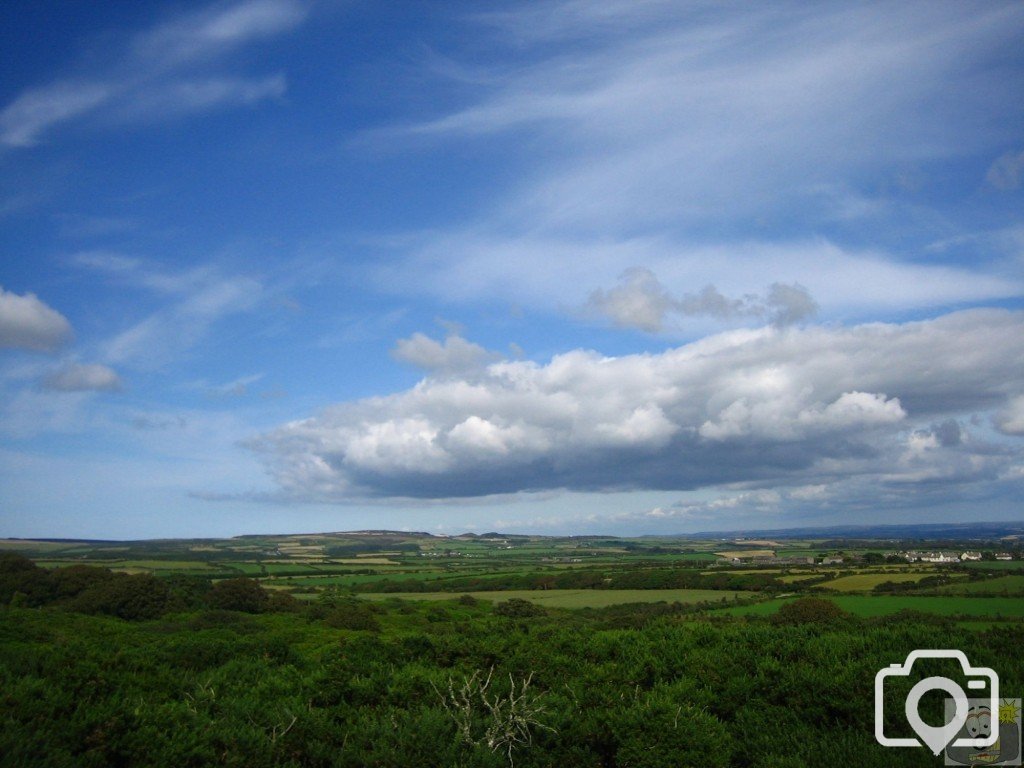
[875,650,1000,755]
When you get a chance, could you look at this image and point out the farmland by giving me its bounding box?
[2,525,1024,766]
[718,595,1024,619]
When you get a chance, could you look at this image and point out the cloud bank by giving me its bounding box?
[251,309,1024,503]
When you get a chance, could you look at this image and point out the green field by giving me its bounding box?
[777,573,820,583]
[719,595,1024,618]
[962,560,1024,570]
[931,575,1024,594]
[361,588,745,608]
[818,572,938,591]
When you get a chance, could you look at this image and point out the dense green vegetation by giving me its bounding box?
[2,529,1023,766]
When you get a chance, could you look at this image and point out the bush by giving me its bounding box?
[206,577,269,613]
[71,573,171,620]
[770,597,848,626]
[267,590,301,612]
[0,553,53,607]
[494,598,546,618]
[323,602,382,632]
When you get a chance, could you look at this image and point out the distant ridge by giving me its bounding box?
[5,520,1022,544]
[679,521,1024,540]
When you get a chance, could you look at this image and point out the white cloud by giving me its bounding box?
[103,273,263,368]
[987,149,1024,191]
[394,2,1023,230]
[365,2,1023,324]
[0,286,73,351]
[133,0,306,67]
[186,372,266,398]
[251,309,1024,502]
[70,251,221,294]
[112,75,287,123]
[0,0,305,147]
[585,268,818,332]
[43,363,122,393]
[377,233,1021,324]
[392,332,499,375]
[0,83,112,147]
[995,395,1024,436]
[584,267,675,331]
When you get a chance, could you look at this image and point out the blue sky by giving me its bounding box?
[1,0,1023,539]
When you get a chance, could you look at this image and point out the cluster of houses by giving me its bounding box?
[886,550,1016,562]
[725,555,840,566]
[724,550,1017,567]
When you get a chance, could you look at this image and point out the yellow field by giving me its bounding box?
[732,540,782,547]
[778,573,821,584]
[715,550,775,559]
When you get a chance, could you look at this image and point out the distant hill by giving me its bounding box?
[680,521,1024,540]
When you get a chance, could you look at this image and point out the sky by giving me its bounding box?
[1,0,1023,539]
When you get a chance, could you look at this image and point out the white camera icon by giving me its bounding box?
[875,649,999,753]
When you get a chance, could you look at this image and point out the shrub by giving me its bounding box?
[267,590,301,612]
[494,598,546,618]
[71,573,171,620]
[322,598,382,631]
[0,553,53,607]
[770,597,848,626]
[206,577,269,613]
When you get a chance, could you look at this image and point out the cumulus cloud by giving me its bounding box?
[43,363,122,393]
[585,268,818,331]
[995,395,1024,436]
[0,286,73,351]
[392,332,500,375]
[250,309,1024,502]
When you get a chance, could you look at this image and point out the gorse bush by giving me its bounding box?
[206,577,270,613]
[770,596,849,626]
[1,598,1021,767]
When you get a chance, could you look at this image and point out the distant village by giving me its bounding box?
[722,550,1016,566]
